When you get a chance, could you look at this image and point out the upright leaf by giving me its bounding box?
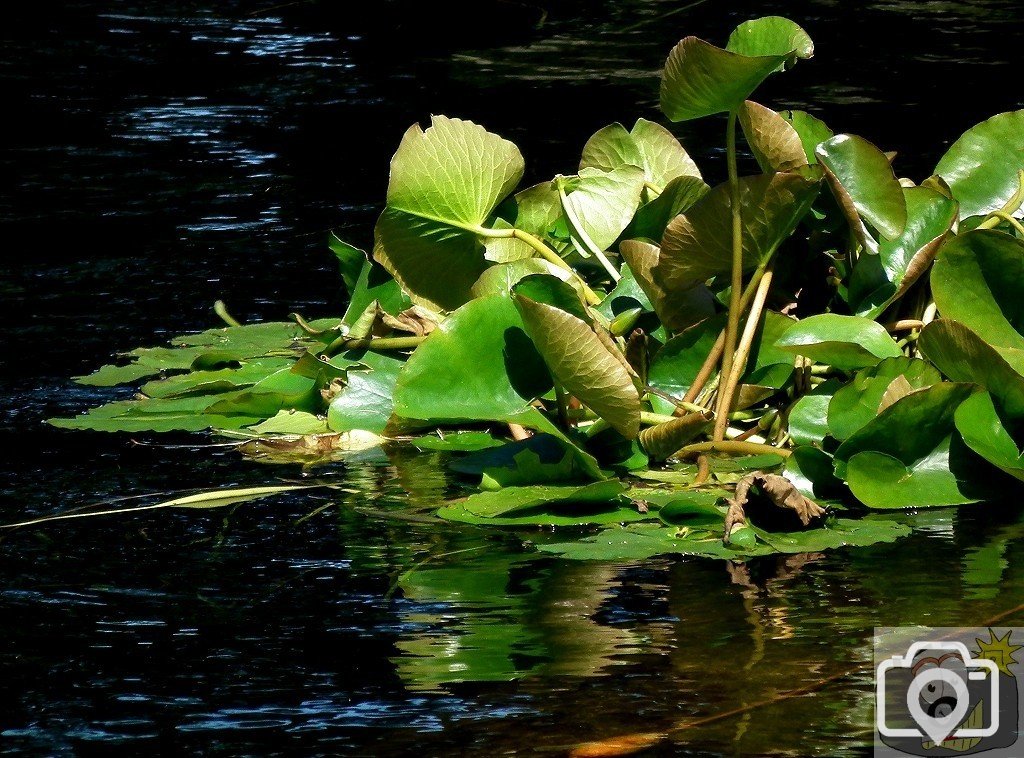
[738,101,807,173]
[780,110,833,164]
[374,116,525,310]
[514,296,641,438]
[776,314,903,370]
[580,118,701,189]
[827,357,942,441]
[725,16,814,63]
[816,134,907,240]
[618,240,715,332]
[559,167,645,258]
[935,110,1024,219]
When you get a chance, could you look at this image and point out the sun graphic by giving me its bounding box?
[974,629,1022,677]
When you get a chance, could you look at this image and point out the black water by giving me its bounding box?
[2,1,1023,754]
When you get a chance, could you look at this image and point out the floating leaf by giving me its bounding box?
[918,319,1024,419]
[784,445,843,498]
[328,352,404,435]
[788,378,842,446]
[776,314,903,370]
[816,134,907,240]
[617,240,715,332]
[514,295,641,438]
[780,110,834,164]
[451,434,587,489]
[374,116,524,311]
[738,100,807,173]
[139,357,294,399]
[580,118,701,189]
[656,168,821,292]
[457,481,628,519]
[247,410,331,436]
[847,187,957,318]
[930,229,1024,353]
[408,431,505,452]
[935,110,1024,219]
[827,357,942,441]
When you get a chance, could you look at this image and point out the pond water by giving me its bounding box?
[2,0,1023,754]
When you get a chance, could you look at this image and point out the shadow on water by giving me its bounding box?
[1,0,1024,753]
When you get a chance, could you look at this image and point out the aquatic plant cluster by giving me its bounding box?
[53,17,1024,559]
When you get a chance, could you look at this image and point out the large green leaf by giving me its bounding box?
[935,110,1024,219]
[664,17,815,125]
[618,240,715,332]
[455,481,628,519]
[624,175,710,244]
[558,167,645,259]
[49,395,267,433]
[954,391,1024,482]
[816,134,907,240]
[373,116,524,311]
[580,118,701,189]
[918,319,1024,419]
[392,295,551,426]
[451,434,588,489]
[327,351,404,434]
[738,101,807,173]
[847,187,957,319]
[139,357,294,399]
[776,314,903,370]
[485,181,564,263]
[514,295,641,438]
[780,110,833,164]
[827,357,942,441]
[787,378,842,447]
[655,167,821,293]
[930,230,1024,352]
[470,259,578,299]
[833,382,980,507]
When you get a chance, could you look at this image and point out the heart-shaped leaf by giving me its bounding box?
[930,229,1024,353]
[847,187,957,319]
[514,295,642,438]
[827,357,942,441]
[816,134,907,240]
[374,116,525,311]
[656,167,822,293]
[780,110,834,164]
[935,110,1024,219]
[725,16,814,63]
[624,175,709,242]
[580,118,701,190]
[558,167,646,258]
[738,101,807,173]
[776,314,903,370]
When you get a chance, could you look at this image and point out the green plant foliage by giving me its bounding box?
[623,175,709,242]
[559,167,646,259]
[776,314,903,370]
[331,235,410,324]
[450,434,589,489]
[935,110,1024,219]
[954,391,1024,482]
[725,16,814,62]
[580,118,701,189]
[451,481,628,519]
[827,357,942,441]
[617,240,714,331]
[328,351,404,434]
[930,230,1024,352]
[780,110,833,164]
[738,101,807,173]
[816,134,907,240]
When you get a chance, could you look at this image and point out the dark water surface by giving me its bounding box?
[2,1,1024,754]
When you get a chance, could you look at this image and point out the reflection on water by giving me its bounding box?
[2,0,1024,754]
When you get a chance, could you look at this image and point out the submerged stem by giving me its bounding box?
[716,109,744,443]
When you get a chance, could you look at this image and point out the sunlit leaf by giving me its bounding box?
[816,134,907,240]
[738,100,807,173]
[618,240,715,332]
[624,175,709,242]
[559,167,645,258]
[470,259,578,299]
[787,378,842,446]
[935,109,1024,219]
[954,391,1024,482]
[451,434,588,489]
[780,109,833,164]
[725,16,814,63]
[580,118,701,189]
[827,357,942,441]
[776,314,903,370]
[328,352,404,434]
[373,116,524,311]
[457,481,628,518]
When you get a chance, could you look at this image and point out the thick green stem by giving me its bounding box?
[214,300,242,327]
[321,334,426,357]
[713,264,775,440]
[977,210,1024,235]
[716,109,743,443]
[677,440,791,458]
[555,177,622,282]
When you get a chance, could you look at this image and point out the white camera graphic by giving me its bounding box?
[877,641,1000,745]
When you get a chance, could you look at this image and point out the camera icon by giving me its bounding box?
[877,640,1000,747]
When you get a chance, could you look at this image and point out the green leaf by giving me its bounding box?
[624,175,710,242]
[512,274,590,323]
[327,351,404,435]
[930,229,1024,352]
[329,233,365,294]
[784,445,843,499]
[788,378,843,446]
[457,481,628,518]
[918,319,1024,419]
[340,252,411,326]
[451,434,590,489]
[204,367,320,418]
[558,167,645,257]
[409,431,505,452]
[471,259,578,299]
[660,39,788,123]
[485,182,563,263]
[725,16,814,63]
[392,295,550,426]
[139,357,293,399]
[833,382,981,507]
[776,314,903,370]
[738,101,807,173]
[373,116,524,311]
[657,491,727,528]
[617,240,715,332]
[514,295,642,438]
[954,391,1024,482]
[656,167,822,293]
[639,412,714,461]
[780,110,833,164]
[847,187,957,319]
[49,396,266,433]
[935,110,1024,219]
[247,410,331,436]
[580,118,701,188]
[827,357,942,441]
[816,134,907,240]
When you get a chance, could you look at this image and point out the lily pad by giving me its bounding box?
[617,240,715,332]
[457,481,628,519]
[780,110,834,164]
[788,378,843,446]
[559,167,645,260]
[328,351,405,435]
[954,391,1024,482]
[776,314,903,370]
[451,434,588,489]
[624,175,709,242]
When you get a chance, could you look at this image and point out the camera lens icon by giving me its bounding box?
[877,641,1000,746]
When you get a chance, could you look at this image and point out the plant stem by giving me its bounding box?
[555,177,622,282]
[977,210,1024,235]
[715,108,744,444]
[554,383,571,430]
[214,300,242,327]
[713,265,775,440]
[884,319,926,332]
[502,227,604,306]
[321,334,426,357]
[676,440,792,458]
[643,181,664,197]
